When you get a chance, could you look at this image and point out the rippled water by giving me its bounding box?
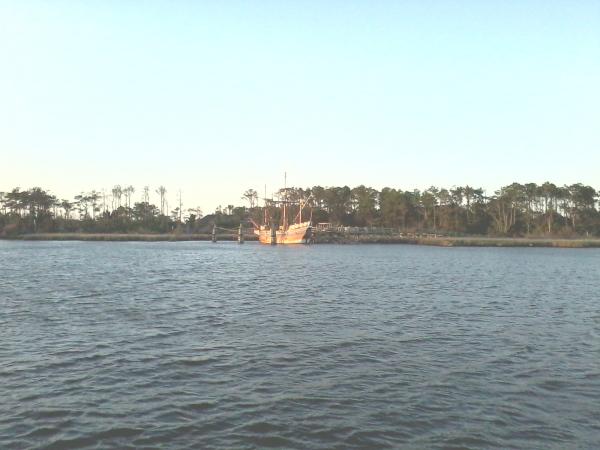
[1,241,600,449]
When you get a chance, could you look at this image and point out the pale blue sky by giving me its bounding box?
[1,0,599,211]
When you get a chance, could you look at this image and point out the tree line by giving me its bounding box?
[298,182,600,236]
[0,185,203,235]
[1,182,599,237]
[254,182,599,237]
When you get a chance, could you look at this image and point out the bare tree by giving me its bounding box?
[89,190,100,219]
[242,189,258,209]
[156,186,167,215]
[60,200,73,219]
[111,185,122,210]
[188,206,203,219]
[178,189,183,223]
[123,185,135,210]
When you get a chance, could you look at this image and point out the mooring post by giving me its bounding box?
[238,224,244,244]
[270,225,277,245]
[212,224,217,243]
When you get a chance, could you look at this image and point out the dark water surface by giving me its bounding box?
[1,241,600,449]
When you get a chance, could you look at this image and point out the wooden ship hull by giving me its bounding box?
[255,222,312,244]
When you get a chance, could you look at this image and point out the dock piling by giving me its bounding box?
[238,224,244,244]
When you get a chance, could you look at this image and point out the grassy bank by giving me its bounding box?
[315,233,600,248]
[5,233,258,242]
[415,236,600,248]
[3,233,600,247]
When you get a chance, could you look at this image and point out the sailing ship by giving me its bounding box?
[254,220,312,245]
[252,176,313,245]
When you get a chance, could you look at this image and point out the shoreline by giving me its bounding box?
[314,234,600,248]
[2,233,258,242]
[2,233,600,247]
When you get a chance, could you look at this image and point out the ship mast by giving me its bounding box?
[282,172,287,231]
[263,184,267,226]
